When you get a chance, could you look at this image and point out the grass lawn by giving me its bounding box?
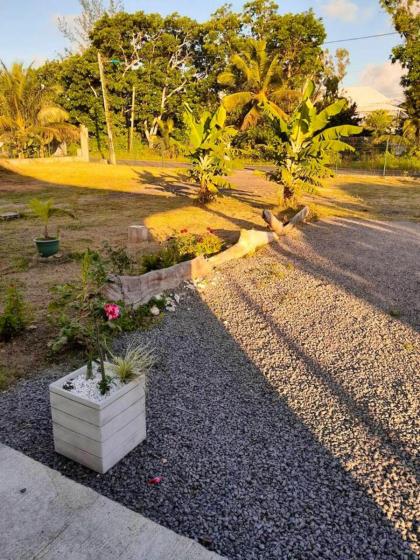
[1,160,419,387]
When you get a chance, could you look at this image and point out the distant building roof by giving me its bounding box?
[343,86,404,116]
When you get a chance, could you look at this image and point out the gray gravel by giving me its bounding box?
[0,218,419,559]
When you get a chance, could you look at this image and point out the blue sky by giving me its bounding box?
[0,0,403,97]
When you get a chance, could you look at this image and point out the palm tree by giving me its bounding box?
[402,117,420,155]
[0,62,78,158]
[217,39,294,131]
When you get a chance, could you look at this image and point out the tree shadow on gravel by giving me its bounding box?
[273,218,420,331]
[0,290,416,560]
[230,279,419,481]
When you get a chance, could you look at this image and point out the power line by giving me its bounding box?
[324,32,398,44]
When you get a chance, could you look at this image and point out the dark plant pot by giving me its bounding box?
[34,237,60,257]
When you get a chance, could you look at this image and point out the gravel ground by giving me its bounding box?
[1,218,419,559]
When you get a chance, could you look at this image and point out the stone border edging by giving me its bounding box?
[104,207,309,305]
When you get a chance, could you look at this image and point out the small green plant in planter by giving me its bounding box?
[108,342,156,384]
[28,198,75,257]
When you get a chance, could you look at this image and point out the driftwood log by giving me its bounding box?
[209,229,277,267]
[262,206,309,235]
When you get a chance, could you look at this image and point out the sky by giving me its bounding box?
[0,0,404,98]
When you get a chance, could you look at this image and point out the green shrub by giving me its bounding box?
[101,241,136,275]
[0,285,28,342]
[48,250,163,354]
[172,231,224,258]
[141,246,180,273]
[141,231,224,272]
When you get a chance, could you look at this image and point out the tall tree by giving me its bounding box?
[90,11,200,147]
[57,0,124,53]
[380,0,419,119]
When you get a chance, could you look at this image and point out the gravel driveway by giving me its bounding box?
[1,218,419,559]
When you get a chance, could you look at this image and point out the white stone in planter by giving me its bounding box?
[49,365,146,474]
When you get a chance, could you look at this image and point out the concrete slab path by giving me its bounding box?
[0,444,225,560]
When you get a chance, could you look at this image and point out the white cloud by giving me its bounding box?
[358,61,405,99]
[321,0,359,22]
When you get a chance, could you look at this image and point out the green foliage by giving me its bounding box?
[48,249,160,355]
[28,198,75,239]
[97,374,114,395]
[141,231,224,272]
[172,231,224,258]
[35,1,327,153]
[0,285,28,342]
[109,342,156,384]
[266,80,362,202]
[101,241,135,274]
[0,62,78,158]
[141,247,180,273]
[380,0,419,118]
[364,110,395,143]
[183,104,236,203]
[218,38,291,130]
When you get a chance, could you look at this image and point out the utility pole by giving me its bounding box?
[129,85,136,154]
[97,51,116,165]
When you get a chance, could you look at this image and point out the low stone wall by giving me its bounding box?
[105,208,309,307]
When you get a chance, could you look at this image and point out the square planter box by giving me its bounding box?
[49,364,146,474]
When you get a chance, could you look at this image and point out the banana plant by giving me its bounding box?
[266,80,362,203]
[182,104,237,203]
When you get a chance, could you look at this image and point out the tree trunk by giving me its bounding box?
[128,85,136,154]
[97,51,116,165]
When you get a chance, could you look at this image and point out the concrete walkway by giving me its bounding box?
[0,444,225,560]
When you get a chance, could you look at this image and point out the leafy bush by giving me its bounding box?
[101,241,136,275]
[172,231,224,258]
[141,246,180,273]
[48,250,162,354]
[141,231,224,272]
[0,285,28,342]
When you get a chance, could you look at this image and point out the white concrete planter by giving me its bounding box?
[49,364,146,474]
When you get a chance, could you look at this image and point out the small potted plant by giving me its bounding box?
[28,198,75,257]
[49,301,156,473]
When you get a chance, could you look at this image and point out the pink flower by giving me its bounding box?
[104,303,120,321]
[148,476,162,485]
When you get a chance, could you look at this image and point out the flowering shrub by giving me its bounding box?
[49,250,160,394]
